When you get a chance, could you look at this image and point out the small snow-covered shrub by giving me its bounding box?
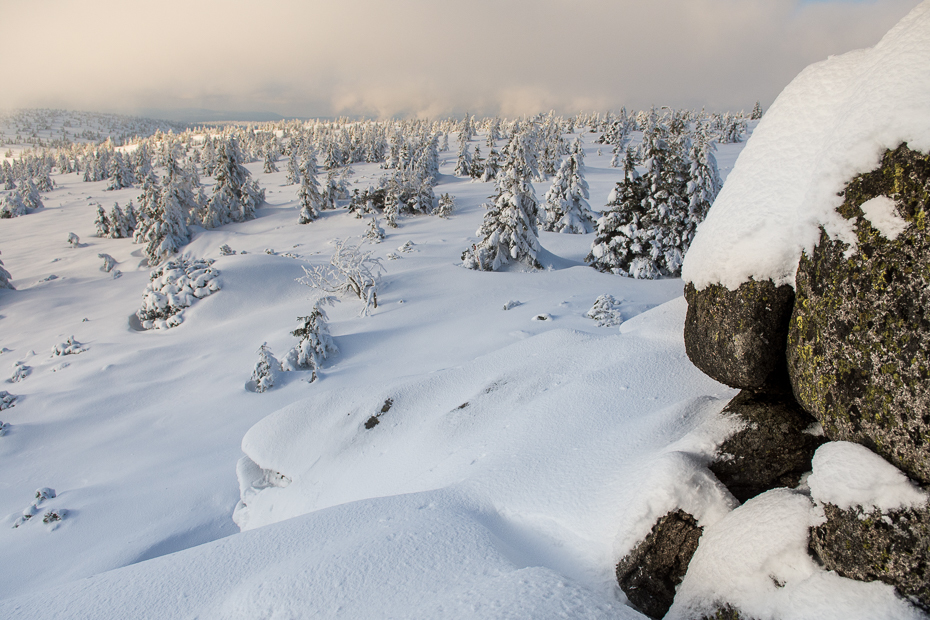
[10,361,29,382]
[503,300,522,310]
[67,232,80,248]
[587,294,624,327]
[282,297,338,381]
[0,421,9,436]
[250,343,278,393]
[136,258,220,330]
[219,244,236,256]
[365,217,385,243]
[0,250,13,290]
[52,337,86,356]
[98,253,117,273]
[1,192,26,218]
[43,509,65,524]
[0,391,16,410]
[35,487,56,502]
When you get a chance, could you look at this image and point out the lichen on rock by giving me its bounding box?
[787,143,930,486]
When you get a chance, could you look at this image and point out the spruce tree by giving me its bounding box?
[202,137,264,228]
[297,157,322,224]
[462,133,542,271]
[283,297,338,381]
[541,137,595,234]
[94,205,111,237]
[454,138,473,177]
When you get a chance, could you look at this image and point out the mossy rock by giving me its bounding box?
[710,389,825,503]
[684,280,795,390]
[616,509,703,619]
[698,605,750,620]
[810,502,930,611]
[787,143,930,485]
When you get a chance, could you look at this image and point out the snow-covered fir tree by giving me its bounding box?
[133,176,191,266]
[18,180,43,212]
[0,192,26,218]
[282,297,338,381]
[462,133,542,271]
[201,137,264,228]
[750,101,764,120]
[0,250,13,290]
[454,138,473,177]
[586,294,624,327]
[470,145,484,179]
[480,147,500,182]
[297,156,322,224]
[94,205,111,237]
[285,151,301,185]
[107,202,136,239]
[436,193,454,218]
[250,343,278,393]
[263,146,278,173]
[685,125,722,244]
[541,136,595,234]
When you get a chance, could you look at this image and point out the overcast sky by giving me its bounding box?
[0,0,920,119]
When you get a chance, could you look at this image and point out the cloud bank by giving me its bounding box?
[0,0,919,118]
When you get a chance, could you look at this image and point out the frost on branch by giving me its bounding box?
[299,238,384,316]
[136,257,220,330]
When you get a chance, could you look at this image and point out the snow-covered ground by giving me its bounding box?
[0,126,921,618]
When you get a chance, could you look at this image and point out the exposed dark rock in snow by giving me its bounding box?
[788,144,930,486]
[810,502,930,611]
[684,280,794,390]
[615,509,703,619]
[710,389,825,503]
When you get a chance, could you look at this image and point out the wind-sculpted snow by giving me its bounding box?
[683,2,930,290]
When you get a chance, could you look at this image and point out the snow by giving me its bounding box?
[860,195,909,241]
[683,1,930,290]
[0,119,924,618]
[669,489,923,620]
[808,441,929,512]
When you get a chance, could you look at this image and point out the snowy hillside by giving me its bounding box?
[0,108,187,154]
[0,109,922,619]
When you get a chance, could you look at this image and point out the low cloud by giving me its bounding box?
[0,0,919,118]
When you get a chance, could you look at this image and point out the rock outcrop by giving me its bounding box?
[684,280,795,390]
[810,502,930,611]
[788,144,930,486]
[709,389,825,503]
[615,510,703,619]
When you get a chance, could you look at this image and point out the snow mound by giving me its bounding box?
[668,488,923,620]
[683,2,930,290]
[808,441,929,512]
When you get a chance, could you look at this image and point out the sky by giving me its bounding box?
[0,0,921,120]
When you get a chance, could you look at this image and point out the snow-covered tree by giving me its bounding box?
[750,101,764,120]
[108,202,136,239]
[685,126,722,243]
[285,151,301,185]
[94,205,111,237]
[541,137,595,233]
[282,297,338,381]
[365,217,385,243]
[462,134,542,271]
[18,180,43,212]
[480,147,500,182]
[0,250,13,290]
[299,238,384,315]
[201,137,264,228]
[134,177,191,266]
[454,138,473,177]
[436,193,454,218]
[263,146,278,173]
[297,157,323,224]
[0,192,26,218]
[106,152,134,190]
[250,343,278,393]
